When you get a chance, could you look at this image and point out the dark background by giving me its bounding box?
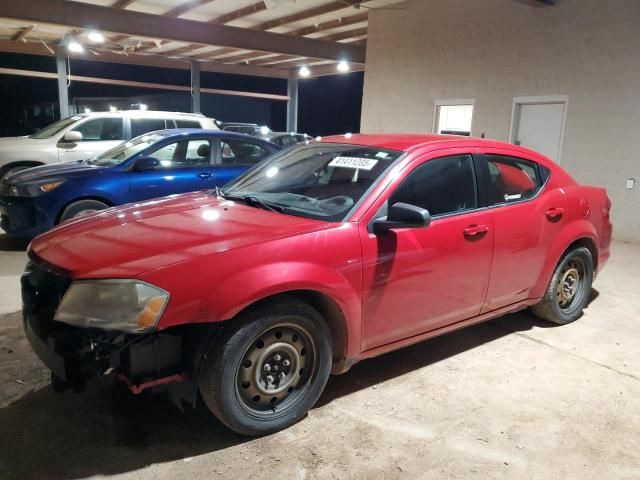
[0,53,364,138]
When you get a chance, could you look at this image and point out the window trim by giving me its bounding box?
[216,137,269,166]
[432,98,476,136]
[71,116,125,142]
[367,153,481,232]
[476,153,552,210]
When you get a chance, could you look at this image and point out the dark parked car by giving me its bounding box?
[0,129,280,237]
[256,132,312,148]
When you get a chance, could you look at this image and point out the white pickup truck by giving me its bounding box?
[0,110,218,180]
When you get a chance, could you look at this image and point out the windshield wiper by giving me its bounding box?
[218,191,284,213]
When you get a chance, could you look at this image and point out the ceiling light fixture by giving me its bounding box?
[337,60,350,73]
[67,40,84,53]
[299,65,311,77]
[87,31,105,43]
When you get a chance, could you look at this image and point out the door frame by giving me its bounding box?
[508,95,569,164]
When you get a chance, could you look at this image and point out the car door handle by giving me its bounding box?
[198,172,213,179]
[545,207,564,220]
[463,224,489,237]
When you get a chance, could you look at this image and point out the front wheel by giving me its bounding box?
[531,246,594,325]
[59,199,109,223]
[199,297,332,435]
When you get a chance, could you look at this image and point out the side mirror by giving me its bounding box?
[372,202,431,234]
[132,156,160,172]
[62,131,83,143]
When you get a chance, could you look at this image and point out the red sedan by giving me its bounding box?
[23,134,612,435]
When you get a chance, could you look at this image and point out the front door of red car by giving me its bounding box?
[476,149,568,312]
[360,152,494,350]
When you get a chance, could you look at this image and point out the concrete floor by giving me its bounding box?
[0,237,638,480]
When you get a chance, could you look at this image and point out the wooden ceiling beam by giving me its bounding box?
[253,0,371,31]
[0,39,293,78]
[164,0,218,18]
[321,27,368,42]
[287,12,368,37]
[210,2,267,25]
[0,0,365,62]
[112,0,136,8]
[11,25,34,42]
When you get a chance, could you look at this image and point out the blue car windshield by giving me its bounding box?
[87,133,165,166]
[222,143,403,222]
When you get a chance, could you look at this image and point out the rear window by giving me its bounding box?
[485,155,546,205]
[131,118,167,137]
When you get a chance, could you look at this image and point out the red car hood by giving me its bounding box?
[30,192,329,278]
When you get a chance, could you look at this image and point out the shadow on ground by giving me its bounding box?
[0,234,29,252]
[0,306,567,480]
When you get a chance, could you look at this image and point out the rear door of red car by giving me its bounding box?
[475,147,568,312]
[360,149,494,350]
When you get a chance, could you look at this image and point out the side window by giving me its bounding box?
[484,155,543,205]
[390,155,477,217]
[148,140,211,168]
[131,118,167,138]
[219,140,268,165]
[176,120,202,128]
[73,118,123,141]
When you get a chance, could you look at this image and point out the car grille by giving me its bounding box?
[21,257,72,338]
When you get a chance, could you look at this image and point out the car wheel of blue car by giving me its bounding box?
[59,199,110,223]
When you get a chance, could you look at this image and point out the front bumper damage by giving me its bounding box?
[21,256,217,402]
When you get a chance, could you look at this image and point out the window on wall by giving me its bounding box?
[434,101,474,136]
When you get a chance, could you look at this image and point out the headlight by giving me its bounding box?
[54,280,169,333]
[10,179,65,197]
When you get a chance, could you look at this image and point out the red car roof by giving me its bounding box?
[321,133,478,151]
[320,133,539,153]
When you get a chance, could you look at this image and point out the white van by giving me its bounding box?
[0,111,218,180]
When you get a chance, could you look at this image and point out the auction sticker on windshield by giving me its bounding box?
[329,157,379,171]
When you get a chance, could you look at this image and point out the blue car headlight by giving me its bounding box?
[9,179,66,197]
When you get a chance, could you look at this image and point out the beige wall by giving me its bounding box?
[361,0,640,241]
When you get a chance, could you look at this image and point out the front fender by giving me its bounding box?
[208,261,362,358]
[530,219,599,299]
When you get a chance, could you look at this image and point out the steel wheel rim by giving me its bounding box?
[235,323,316,418]
[556,258,585,311]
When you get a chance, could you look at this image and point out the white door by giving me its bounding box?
[512,100,566,162]
[58,117,125,162]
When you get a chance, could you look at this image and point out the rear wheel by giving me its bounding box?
[59,199,109,222]
[199,297,332,435]
[531,247,594,325]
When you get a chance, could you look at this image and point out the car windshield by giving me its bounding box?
[87,133,165,166]
[30,116,83,139]
[222,143,403,222]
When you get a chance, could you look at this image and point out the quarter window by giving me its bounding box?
[73,118,123,141]
[484,155,544,205]
[175,120,202,128]
[390,155,477,217]
[220,140,268,165]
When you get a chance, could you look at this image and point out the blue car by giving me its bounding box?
[0,129,281,238]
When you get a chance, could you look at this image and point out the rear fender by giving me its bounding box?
[530,219,598,299]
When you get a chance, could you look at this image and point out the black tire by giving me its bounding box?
[531,247,594,325]
[199,297,332,435]
[59,199,109,223]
